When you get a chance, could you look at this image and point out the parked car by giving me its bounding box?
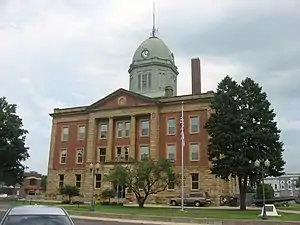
[0,205,74,225]
[169,192,211,207]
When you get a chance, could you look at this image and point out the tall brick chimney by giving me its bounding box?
[191,58,201,95]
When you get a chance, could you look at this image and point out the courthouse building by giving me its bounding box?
[46,32,236,204]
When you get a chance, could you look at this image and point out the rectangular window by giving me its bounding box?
[190,116,199,133]
[58,174,64,188]
[167,118,176,135]
[167,144,176,162]
[75,174,81,188]
[99,123,108,139]
[140,119,149,136]
[138,74,141,90]
[125,121,130,137]
[116,146,122,159]
[99,148,106,162]
[142,74,147,89]
[61,127,69,141]
[95,174,101,189]
[76,148,84,164]
[190,143,199,161]
[124,146,129,161]
[168,173,175,190]
[116,121,123,138]
[77,125,85,140]
[60,149,67,164]
[148,72,152,88]
[140,146,149,160]
[191,173,199,190]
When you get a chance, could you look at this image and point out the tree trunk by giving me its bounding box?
[137,197,145,208]
[238,176,247,210]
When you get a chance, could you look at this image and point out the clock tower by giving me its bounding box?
[128,35,178,98]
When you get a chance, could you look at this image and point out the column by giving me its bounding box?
[47,118,57,170]
[83,117,96,198]
[46,118,57,196]
[86,117,96,163]
[149,112,159,159]
[107,117,114,161]
[129,115,136,160]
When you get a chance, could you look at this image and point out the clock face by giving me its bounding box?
[141,49,149,58]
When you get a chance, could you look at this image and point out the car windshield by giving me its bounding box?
[2,215,72,225]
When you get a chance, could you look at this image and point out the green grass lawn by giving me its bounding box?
[10,201,300,221]
[66,205,300,221]
[278,204,300,210]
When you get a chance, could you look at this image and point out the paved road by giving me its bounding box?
[0,211,148,225]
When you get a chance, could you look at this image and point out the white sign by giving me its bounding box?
[260,204,280,216]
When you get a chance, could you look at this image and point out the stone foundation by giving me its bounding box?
[46,165,236,205]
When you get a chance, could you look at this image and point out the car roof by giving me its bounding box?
[8,205,66,216]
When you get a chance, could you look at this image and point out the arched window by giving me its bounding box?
[287,180,292,190]
[280,180,285,190]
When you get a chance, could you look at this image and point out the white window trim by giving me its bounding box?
[77,125,85,140]
[280,180,285,190]
[167,118,176,135]
[167,173,175,191]
[116,121,123,138]
[189,116,199,134]
[60,149,67,164]
[140,119,150,137]
[140,145,150,160]
[75,174,81,188]
[287,180,293,190]
[61,127,69,141]
[124,121,131,137]
[167,144,176,162]
[76,148,84,164]
[94,174,102,189]
[99,123,108,139]
[191,173,200,191]
[190,143,200,161]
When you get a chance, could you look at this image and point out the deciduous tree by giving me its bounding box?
[59,185,80,203]
[204,76,285,210]
[105,158,179,208]
[0,97,29,186]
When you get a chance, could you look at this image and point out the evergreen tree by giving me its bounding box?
[0,97,29,185]
[204,76,285,210]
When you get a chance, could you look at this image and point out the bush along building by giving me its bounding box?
[45,30,237,204]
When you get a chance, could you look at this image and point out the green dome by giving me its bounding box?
[131,36,175,63]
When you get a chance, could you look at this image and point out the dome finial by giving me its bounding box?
[151,0,158,37]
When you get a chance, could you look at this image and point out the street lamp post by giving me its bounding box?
[89,162,100,211]
[253,159,270,220]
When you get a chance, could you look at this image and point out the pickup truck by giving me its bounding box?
[169,192,211,207]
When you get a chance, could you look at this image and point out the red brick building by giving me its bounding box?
[46,34,237,204]
[46,60,236,204]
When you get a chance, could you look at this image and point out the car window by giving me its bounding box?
[2,215,73,225]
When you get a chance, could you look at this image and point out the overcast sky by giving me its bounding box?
[0,0,299,174]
